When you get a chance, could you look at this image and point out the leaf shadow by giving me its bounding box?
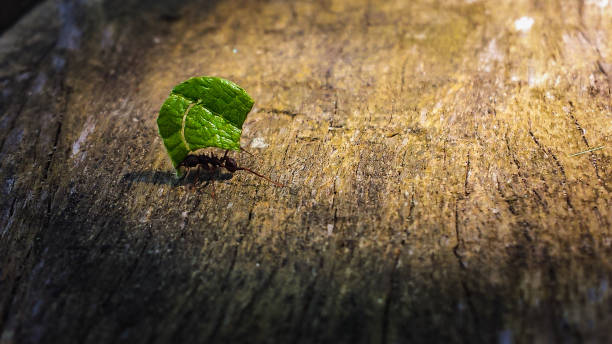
[122,170,233,187]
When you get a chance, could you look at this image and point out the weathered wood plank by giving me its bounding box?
[1,0,611,343]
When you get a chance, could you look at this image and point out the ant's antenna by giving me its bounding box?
[236,167,285,187]
[240,147,255,157]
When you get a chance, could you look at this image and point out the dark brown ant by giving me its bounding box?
[178,150,284,195]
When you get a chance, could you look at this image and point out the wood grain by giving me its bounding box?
[1,0,611,343]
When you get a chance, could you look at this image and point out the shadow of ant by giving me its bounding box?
[122,170,233,187]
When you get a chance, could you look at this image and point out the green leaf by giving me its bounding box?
[157,76,254,171]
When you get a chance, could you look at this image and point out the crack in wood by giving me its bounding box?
[453,201,467,270]
[464,151,471,196]
[567,101,609,191]
[504,133,548,211]
[259,107,298,117]
[528,129,574,212]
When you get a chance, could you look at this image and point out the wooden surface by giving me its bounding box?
[1,0,611,343]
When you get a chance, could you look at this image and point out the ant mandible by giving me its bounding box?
[178,150,284,195]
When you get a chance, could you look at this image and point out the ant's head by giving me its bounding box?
[179,155,199,168]
[224,157,239,172]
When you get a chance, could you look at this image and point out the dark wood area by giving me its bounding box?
[0,0,44,33]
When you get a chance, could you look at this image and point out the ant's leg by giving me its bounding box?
[210,178,216,199]
[189,167,199,191]
[182,167,191,183]
[201,163,216,198]
[208,165,218,199]
[193,166,201,185]
[183,167,198,190]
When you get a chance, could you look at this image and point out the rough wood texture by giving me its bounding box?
[1,0,611,343]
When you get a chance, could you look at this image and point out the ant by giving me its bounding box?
[178,150,284,196]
